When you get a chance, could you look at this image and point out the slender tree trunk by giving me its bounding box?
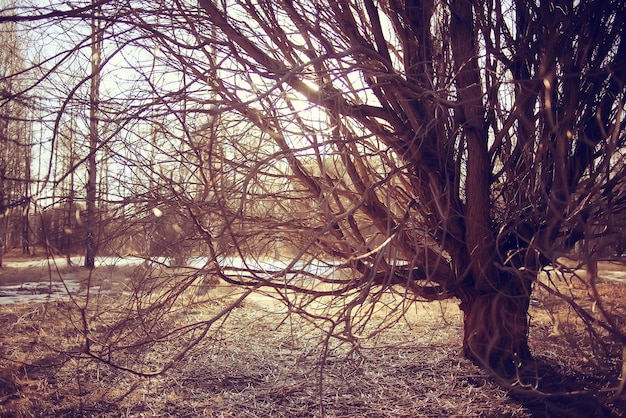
[64,191,74,264]
[21,202,29,255]
[85,5,101,269]
[0,170,5,268]
[459,271,534,377]
[21,136,32,255]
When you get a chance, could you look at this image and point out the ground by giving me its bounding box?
[0,253,625,417]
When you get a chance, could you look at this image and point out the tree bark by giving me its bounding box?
[85,2,101,269]
[459,272,534,377]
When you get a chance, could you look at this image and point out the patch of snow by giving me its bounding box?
[601,271,626,283]
[0,281,81,305]
[0,255,348,304]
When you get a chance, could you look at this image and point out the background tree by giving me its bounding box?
[0,0,33,265]
[84,1,102,269]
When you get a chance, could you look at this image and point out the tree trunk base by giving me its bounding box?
[460,280,533,378]
[460,279,616,416]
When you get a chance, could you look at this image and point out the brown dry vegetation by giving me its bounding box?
[0,257,625,417]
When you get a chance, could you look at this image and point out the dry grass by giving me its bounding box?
[0,258,625,417]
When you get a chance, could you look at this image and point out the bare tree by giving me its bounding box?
[189,0,626,377]
[84,0,103,268]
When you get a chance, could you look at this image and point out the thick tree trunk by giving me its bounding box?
[460,274,533,377]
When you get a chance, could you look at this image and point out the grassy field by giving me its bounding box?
[0,255,625,417]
